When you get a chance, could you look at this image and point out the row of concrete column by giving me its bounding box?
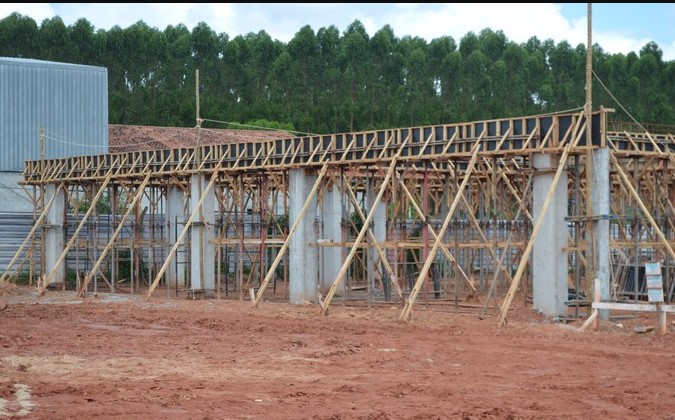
[40,151,610,319]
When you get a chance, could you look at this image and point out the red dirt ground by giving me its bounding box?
[0,284,673,420]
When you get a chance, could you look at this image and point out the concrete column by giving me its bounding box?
[289,169,318,304]
[166,185,186,289]
[592,148,611,319]
[319,182,342,296]
[532,154,568,318]
[190,175,216,294]
[367,177,386,298]
[44,184,65,284]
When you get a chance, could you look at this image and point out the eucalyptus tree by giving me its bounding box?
[427,35,458,124]
[69,18,98,65]
[0,12,39,58]
[500,42,530,116]
[338,20,370,132]
[368,25,404,129]
[398,35,434,127]
[630,42,671,123]
[548,40,583,111]
[457,32,490,121]
[38,16,72,62]
[315,25,342,133]
[268,51,293,124]
[286,25,321,133]
[222,33,254,124]
[248,30,283,119]
[160,24,194,126]
[191,22,226,123]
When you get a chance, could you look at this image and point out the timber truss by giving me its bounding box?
[2,109,674,323]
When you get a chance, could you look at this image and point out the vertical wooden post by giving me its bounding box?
[585,2,596,307]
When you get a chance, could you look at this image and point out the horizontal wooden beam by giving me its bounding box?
[21,111,620,185]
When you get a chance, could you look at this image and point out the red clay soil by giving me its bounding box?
[0,284,673,420]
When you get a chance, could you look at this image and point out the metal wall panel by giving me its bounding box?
[0,212,40,274]
[0,57,108,171]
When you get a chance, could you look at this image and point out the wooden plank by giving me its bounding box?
[592,302,675,312]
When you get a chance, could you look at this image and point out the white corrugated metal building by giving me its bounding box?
[0,57,108,269]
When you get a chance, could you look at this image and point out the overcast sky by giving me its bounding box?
[2,3,674,61]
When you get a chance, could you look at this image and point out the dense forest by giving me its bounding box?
[1,12,673,134]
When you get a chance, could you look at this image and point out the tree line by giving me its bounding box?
[1,12,673,134]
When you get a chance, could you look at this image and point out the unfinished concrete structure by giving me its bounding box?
[1,108,674,323]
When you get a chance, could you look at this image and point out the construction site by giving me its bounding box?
[3,106,675,321]
[1,10,675,419]
[1,104,674,418]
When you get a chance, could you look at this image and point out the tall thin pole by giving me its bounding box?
[585,3,595,297]
[195,69,205,290]
[39,127,46,278]
[195,69,200,126]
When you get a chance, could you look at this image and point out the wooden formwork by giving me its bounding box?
[3,109,674,324]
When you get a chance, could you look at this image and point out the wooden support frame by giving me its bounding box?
[145,149,234,299]
[38,161,120,296]
[394,172,476,294]
[399,141,482,321]
[321,133,413,314]
[76,173,152,297]
[342,178,403,300]
[611,153,675,261]
[7,109,672,318]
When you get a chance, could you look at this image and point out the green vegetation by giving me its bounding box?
[1,13,672,132]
